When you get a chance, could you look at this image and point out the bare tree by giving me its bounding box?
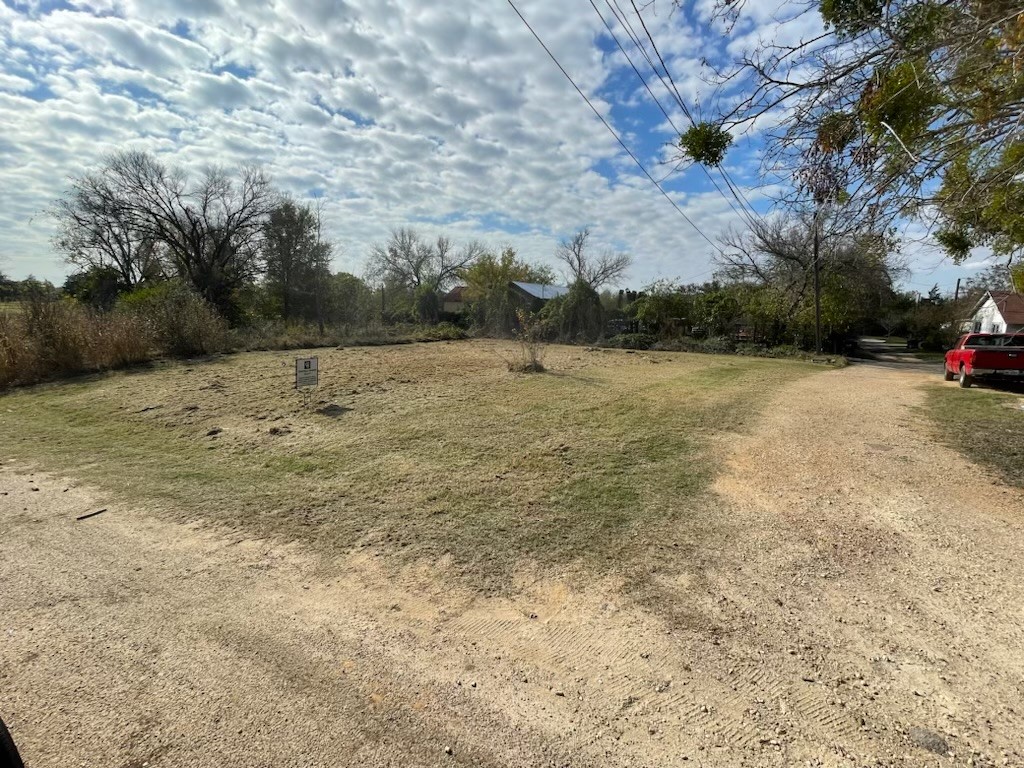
[62,150,277,319]
[437,236,487,291]
[50,167,161,288]
[367,228,482,291]
[555,228,632,289]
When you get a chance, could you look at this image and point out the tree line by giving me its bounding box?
[45,150,638,339]
[17,146,1014,358]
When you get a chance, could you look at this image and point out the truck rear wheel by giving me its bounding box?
[958,366,973,388]
[944,366,955,381]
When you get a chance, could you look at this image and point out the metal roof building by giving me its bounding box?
[510,282,570,301]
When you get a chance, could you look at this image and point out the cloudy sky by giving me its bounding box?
[0,0,990,291]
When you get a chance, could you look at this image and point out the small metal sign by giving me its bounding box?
[295,356,319,389]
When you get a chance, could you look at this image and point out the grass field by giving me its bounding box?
[0,340,823,589]
[924,384,1024,488]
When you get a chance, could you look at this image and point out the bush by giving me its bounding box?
[735,342,769,356]
[767,344,801,358]
[601,333,657,350]
[22,291,88,375]
[0,312,38,388]
[88,312,153,368]
[700,336,737,354]
[414,322,467,342]
[120,282,231,357]
[508,309,546,373]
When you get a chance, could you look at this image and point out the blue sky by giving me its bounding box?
[0,0,993,293]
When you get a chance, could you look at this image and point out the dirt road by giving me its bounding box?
[2,362,1022,767]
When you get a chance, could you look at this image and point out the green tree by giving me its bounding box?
[693,285,743,338]
[693,0,1024,266]
[62,265,129,310]
[324,272,375,326]
[632,281,693,337]
[716,212,902,346]
[460,247,555,335]
[261,198,332,324]
[541,281,604,343]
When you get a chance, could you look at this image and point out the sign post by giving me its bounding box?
[295,356,319,407]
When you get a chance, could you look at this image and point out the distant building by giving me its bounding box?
[964,290,1024,334]
[509,281,570,312]
[442,285,468,314]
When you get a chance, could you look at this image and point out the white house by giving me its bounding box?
[964,290,1024,334]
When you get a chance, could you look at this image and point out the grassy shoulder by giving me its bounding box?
[924,385,1024,488]
[0,341,822,589]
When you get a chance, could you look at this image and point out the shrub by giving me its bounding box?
[735,342,770,356]
[120,282,231,357]
[767,344,801,358]
[22,290,88,375]
[414,322,468,342]
[601,333,657,350]
[0,312,39,388]
[699,336,737,354]
[508,309,546,372]
[88,311,153,368]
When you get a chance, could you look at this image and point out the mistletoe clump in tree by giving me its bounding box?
[684,0,1024,276]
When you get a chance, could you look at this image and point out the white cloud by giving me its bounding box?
[0,0,949,292]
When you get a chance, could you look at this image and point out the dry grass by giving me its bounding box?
[0,299,153,388]
[0,341,822,590]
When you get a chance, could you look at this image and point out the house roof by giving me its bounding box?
[442,285,467,302]
[990,290,1024,325]
[511,281,570,300]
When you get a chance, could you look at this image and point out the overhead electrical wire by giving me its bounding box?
[588,0,759,231]
[504,0,724,255]
[611,0,764,227]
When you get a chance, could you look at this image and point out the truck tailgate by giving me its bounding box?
[971,347,1024,370]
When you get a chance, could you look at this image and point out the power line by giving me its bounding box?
[628,0,692,123]
[593,0,761,231]
[504,0,723,255]
[606,0,681,121]
[616,0,765,226]
[589,0,681,134]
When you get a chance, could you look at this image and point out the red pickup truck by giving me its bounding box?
[944,333,1024,388]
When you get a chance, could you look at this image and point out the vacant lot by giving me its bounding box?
[0,341,817,591]
[2,343,1023,768]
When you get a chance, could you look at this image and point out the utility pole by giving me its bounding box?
[954,277,961,303]
[813,206,822,354]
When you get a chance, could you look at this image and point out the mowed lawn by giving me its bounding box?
[0,341,822,589]
[924,384,1024,489]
